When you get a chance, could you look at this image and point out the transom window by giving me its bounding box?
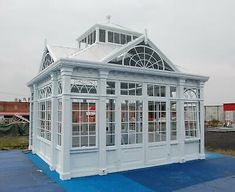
[72,99,96,148]
[121,100,143,145]
[147,84,166,97]
[120,82,142,96]
[106,99,115,146]
[148,101,166,143]
[122,45,173,71]
[170,86,177,98]
[39,84,52,99]
[71,79,97,94]
[184,88,199,99]
[106,81,115,95]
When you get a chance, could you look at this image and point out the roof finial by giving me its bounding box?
[106,15,111,23]
[144,28,148,44]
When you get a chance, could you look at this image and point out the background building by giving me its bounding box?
[0,101,29,121]
[204,103,235,123]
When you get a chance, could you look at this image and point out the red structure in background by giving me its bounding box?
[223,103,235,111]
[0,101,29,116]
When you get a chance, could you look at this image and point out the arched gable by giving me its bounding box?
[102,36,178,72]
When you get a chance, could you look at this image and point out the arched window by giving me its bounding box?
[122,45,173,71]
[184,88,198,100]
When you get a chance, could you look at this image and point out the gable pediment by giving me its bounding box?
[102,36,179,72]
[39,47,55,72]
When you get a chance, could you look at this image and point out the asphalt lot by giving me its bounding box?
[0,150,63,192]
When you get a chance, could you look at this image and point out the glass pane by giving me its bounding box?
[136,84,142,95]
[161,86,166,97]
[99,29,105,42]
[170,86,177,98]
[81,136,88,147]
[129,83,135,95]
[121,101,128,111]
[114,33,120,44]
[121,123,128,133]
[127,35,131,42]
[89,124,96,135]
[72,136,80,147]
[121,134,128,145]
[136,133,142,143]
[154,85,160,96]
[106,135,115,146]
[108,31,113,42]
[148,133,154,142]
[121,34,126,44]
[129,133,135,144]
[147,84,153,96]
[89,136,96,146]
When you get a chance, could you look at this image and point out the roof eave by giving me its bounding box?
[27,58,209,87]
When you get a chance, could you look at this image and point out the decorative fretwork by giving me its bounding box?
[41,50,54,71]
[71,79,97,94]
[58,80,62,94]
[39,84,52,99]
[184,88,198,100]
[121,45,173,71]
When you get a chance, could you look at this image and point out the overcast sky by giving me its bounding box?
[0,0,234,105]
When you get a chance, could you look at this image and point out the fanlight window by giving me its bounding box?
[184,88,198,100]
[122,45,173,71]
[71,79,97,94]
[42,50,54,71]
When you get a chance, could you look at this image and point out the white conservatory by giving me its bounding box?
[27,22,209,180]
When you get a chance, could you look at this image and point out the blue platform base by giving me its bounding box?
[27,152,235,192]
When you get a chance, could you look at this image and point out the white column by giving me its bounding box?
[95,27,99,43]
[60,67,73,180]
[32,84,39,154]
[178,79,185,163]
[165,85,171,161]
[115,80,122,169]
[28,86,33,150]
[98,70,108,175]
[199,82,205,159]
[142,83,148,164]
[50,72,58,170]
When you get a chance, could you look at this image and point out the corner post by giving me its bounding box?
[199,82,205,159]
[178,79,185,163]
[142,82,148,164]
[28,86,33,150]
[32,84,38,154]
[60,67,73,180]
[50,72,58,170]
[98,70,108,175]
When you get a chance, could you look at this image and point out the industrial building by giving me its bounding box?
[0,101,29,122]
[27,22,208,180]
[204,103,235,123]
